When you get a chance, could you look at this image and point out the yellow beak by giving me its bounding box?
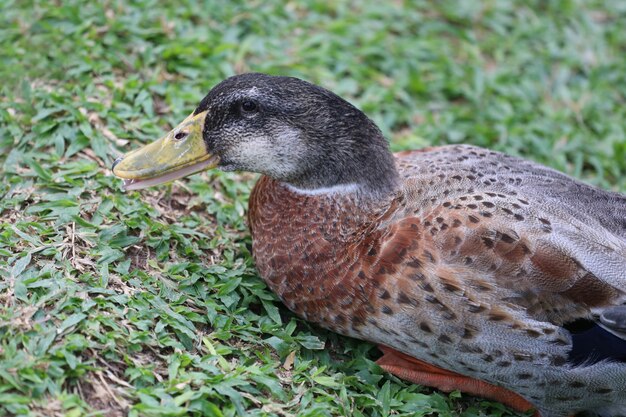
[112,110,219,190]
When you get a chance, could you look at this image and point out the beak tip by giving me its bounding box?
[112,156,123,173]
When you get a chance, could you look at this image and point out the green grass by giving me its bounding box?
[1,0,625,416]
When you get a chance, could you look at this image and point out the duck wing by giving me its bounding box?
[360,146,626,369]
[393,145,626,325]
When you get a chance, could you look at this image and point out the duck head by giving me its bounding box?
[112,73,399,196]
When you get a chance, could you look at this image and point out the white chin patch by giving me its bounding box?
[218,164,238,172]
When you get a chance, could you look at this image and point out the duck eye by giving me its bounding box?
[241,100,257,112]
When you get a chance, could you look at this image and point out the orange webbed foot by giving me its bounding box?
[376,345,540,416]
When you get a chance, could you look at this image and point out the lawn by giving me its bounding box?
[1,1,625,416]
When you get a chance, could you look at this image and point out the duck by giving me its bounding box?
[112,73,626,417]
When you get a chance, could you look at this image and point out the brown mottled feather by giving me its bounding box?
[249,145,626,417]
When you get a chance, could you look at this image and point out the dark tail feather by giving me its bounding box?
[567,321,626,365]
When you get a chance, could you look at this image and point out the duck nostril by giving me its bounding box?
[174,131,188,140]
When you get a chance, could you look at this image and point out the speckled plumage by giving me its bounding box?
[250,145,626,417]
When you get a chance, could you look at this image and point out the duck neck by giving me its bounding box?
[284,130,401,199]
